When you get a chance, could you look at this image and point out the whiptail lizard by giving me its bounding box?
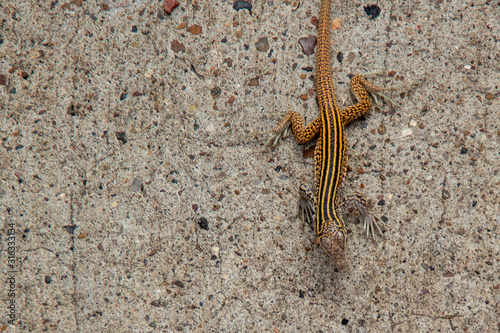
[268,0,390,270]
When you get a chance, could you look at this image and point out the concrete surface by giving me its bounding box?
[1,0,499,332]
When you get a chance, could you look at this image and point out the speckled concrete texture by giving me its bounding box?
[1,0,499,332]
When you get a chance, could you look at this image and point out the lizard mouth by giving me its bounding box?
[319,235,346,270]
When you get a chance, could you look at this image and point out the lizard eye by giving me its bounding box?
[336,231,346,249]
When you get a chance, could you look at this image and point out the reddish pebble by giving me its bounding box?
[248,77,259,86]
[310,16,319,28]
[187,24,202,35]
[164,0,179,14]
[171,40,185,53]
[299,35,317,56]
[303,145,315,158]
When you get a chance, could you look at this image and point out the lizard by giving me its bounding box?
[268,0,390,270]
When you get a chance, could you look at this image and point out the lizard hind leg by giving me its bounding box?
[353,73,421,106]
[348,74,395,105]
[264,112,292,148]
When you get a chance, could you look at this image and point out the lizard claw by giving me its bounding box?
[363,212,384,239]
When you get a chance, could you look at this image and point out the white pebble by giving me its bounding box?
[401,128,413,137]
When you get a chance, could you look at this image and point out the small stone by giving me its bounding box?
[331,18,341,30]
[116,131,127,144]
[388,70,396,77]
[336,52,343,63]
[67,103,76,116]
[211,86,221,99]
[401,128,413,137]
[227,95,235,104]
[485,93,495,100]
[164,0,179,14]
[233,1,252,13]
[63,225,77,234]
[346,52,355,63]
[223,58,233,67]
[128,178,143,192]
[303,145,315,158]
[0,74,6,85]
[310,16,319,28]
[45,276,52,284]
[248,77,259,86]
[364,4,381,20]
[298,35,317,56]
[255,37,269,52]
[187,25,202,35]
[377,123,386,135]
[198,217,209,230]
[173,280,185,288]
[171,40,185,53]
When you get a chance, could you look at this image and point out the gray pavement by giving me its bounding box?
[0,0,499,332]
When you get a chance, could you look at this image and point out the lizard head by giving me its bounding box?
[319,230,346,270]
